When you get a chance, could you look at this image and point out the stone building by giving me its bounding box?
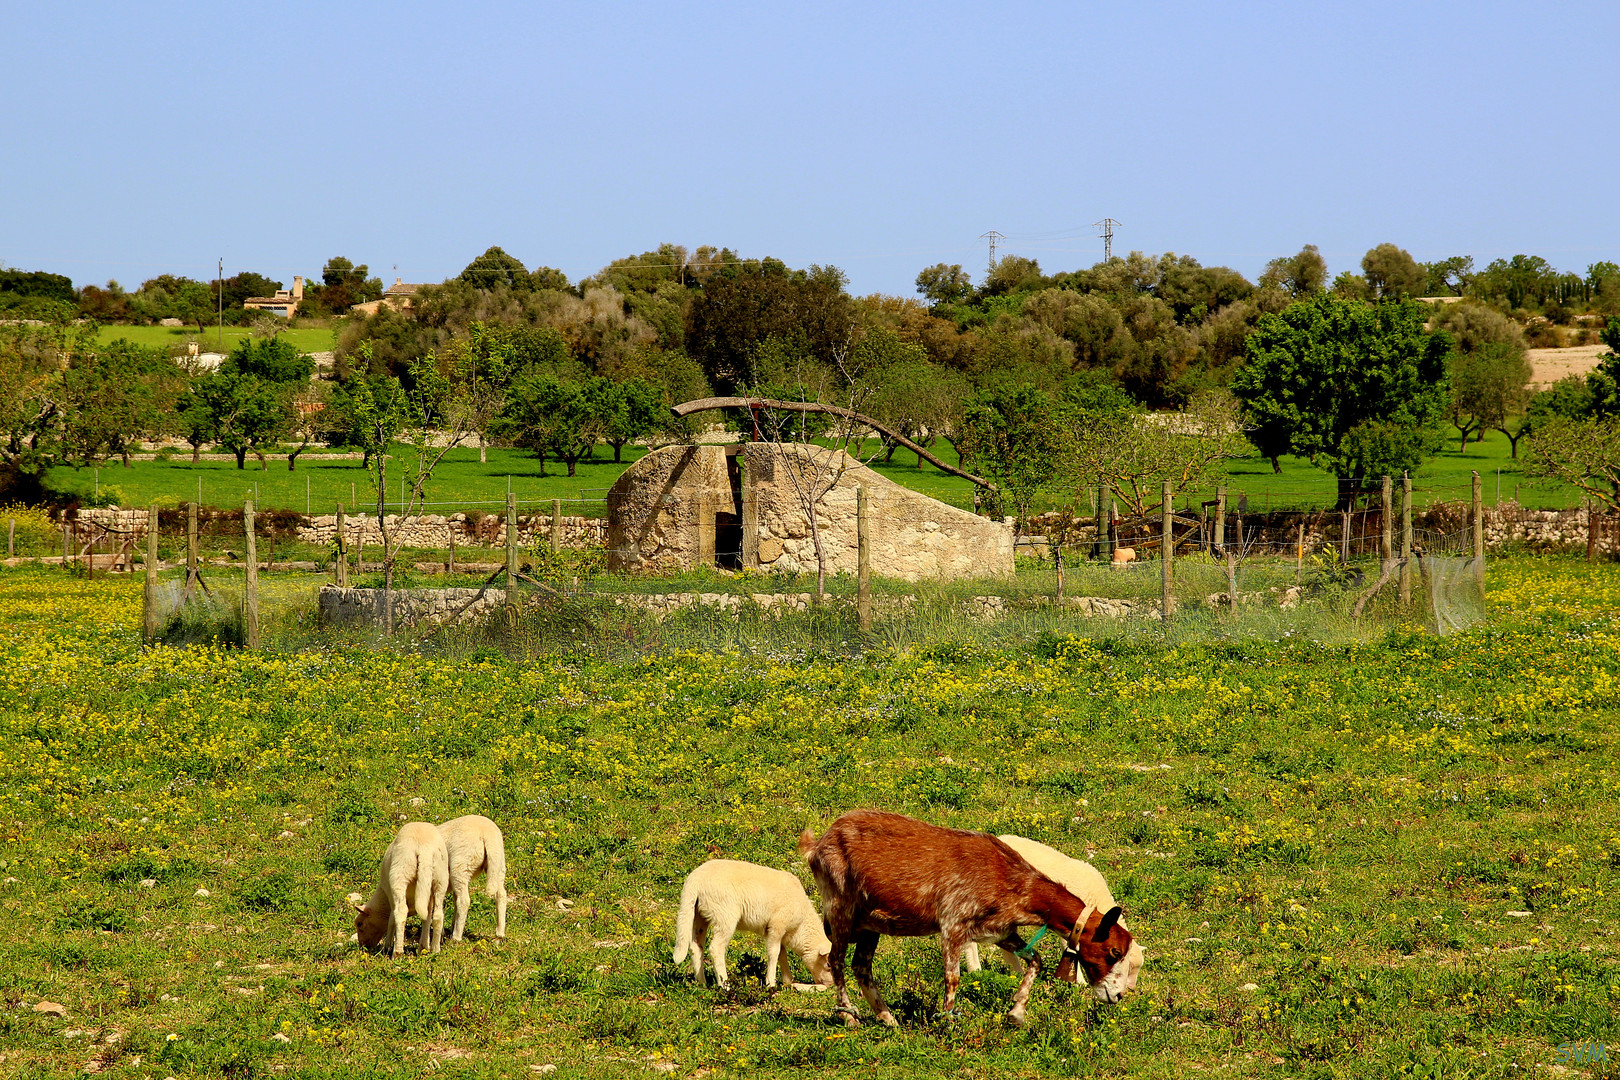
[605,443,1014,581]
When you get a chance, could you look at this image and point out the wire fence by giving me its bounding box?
[13,468,1619,651]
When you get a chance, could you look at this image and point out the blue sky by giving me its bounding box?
[3,1,1615,296]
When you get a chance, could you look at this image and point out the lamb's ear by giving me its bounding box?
[1091,905,1123,942]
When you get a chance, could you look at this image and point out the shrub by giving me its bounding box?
[0,503,59,557]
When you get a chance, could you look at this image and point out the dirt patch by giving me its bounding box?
[1528,345,1609,389]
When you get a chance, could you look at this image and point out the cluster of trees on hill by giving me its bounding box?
[2,258,385,328]
[6,238,1620,514]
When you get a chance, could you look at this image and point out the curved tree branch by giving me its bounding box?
[671,396,994,491]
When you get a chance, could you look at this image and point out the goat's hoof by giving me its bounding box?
[1005,1011,1027,1028]
[878,1012,899,1029]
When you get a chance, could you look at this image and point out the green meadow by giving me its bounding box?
[0,556,1615,1078]
[50,425,1580,517]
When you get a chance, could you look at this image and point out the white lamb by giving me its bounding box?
[437,814,508,942]
[963,834,1145,992]
[354,821,450,958]
[672,859,835,989]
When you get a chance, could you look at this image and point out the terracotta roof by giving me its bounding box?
[384,282,425,297]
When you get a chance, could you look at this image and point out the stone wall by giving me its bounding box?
[55,499,1620,559]
[297,513,605,550]
[60,508,606,550]
[317,585,506,627]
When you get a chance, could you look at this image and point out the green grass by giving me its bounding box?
[0,557,1615,1078]
[93,323,336,354]
[49,427,1583,519]
[49,446,655,516]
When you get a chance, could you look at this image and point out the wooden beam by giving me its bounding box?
[671,396,994,491]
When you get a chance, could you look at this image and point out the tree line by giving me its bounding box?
[4,239,1620,514]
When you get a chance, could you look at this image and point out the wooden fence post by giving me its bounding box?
[856,485,872,632]
[1214,485,1226,559]
[335,504,349,588]
[1399,473,1413,605]
[1380,476,1393,572]
[244,498,260,649]
[63,519,70,568]
[447,527,456,576]
[186,502,199,595]
[1161,480,1174,618]
[505,493,519,617]
[6,517,12,558]
[1093,477,1107,560]
[1472,470,1485,591]
[1295,522,1305,581]
[551,499,562,554]
[143,505,160,645]
[1585,500,1595,562]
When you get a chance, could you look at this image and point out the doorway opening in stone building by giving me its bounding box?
[715,448,745,570]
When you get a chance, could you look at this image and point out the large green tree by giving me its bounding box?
[958,384,1064,526]
[1231,295,1452,503]
[459,246,534,291]
[685,260,853,393]
[1361,243,1425,301]
[1259,244,1328,299]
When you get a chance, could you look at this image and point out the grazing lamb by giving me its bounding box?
[672,859,834,989]
[354,822,449,958]
[962,835,1144,992]
[799,810,1135,1028]
[437,814,508,942]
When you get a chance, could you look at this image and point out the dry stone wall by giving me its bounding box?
[52,500,1620,558]
[317,585,506,627]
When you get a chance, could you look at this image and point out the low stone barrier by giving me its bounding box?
[317,585,505,627]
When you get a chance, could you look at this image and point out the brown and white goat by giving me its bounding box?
[798,810,1135,1027]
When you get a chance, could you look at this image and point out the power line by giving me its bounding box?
[1093,219,1121,262]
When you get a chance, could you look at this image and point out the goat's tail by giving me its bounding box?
[412,846,433,922]
[672,875,699,965]
[483,837,505,898]
[796,827,818,858]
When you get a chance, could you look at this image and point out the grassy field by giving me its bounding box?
[47,425,1581,517]
[93,324,336,355]
[0,557,1615,1078]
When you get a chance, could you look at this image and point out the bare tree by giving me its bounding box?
[748,347,883,599]
[1063,390,1248,517]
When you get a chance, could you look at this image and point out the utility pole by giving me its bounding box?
[1093,218,1121,261]
[979,230,1004,275]
[217,257,224,349]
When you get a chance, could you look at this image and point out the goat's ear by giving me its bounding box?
[1092,905,1123,942]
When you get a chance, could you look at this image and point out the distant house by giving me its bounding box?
[349,278,426,317]
[243,276,304,318]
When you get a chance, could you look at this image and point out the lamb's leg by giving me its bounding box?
[390,902,408,959]
[706,924,735,989]
[997,932,1042,1027]
[689,912,709,986]
[450,875,470,942]
[962,941,982,973]
[997,945,1027,976]
[851,931,896,1028]
[764,927,784,988]
[431,880,446,954]
[494,882,507,940]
